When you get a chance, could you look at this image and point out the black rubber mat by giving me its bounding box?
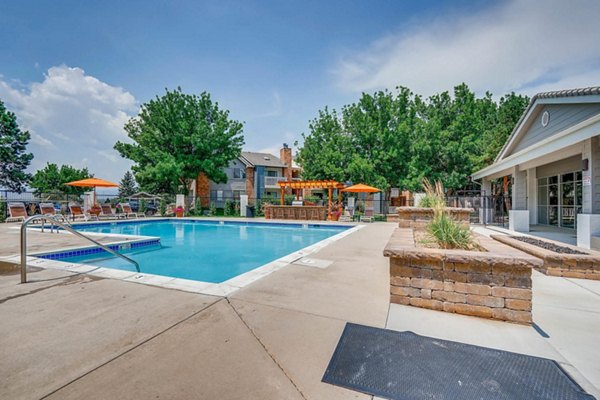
[323,323,595,400]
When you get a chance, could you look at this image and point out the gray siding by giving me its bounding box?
[536,154,582,178]
[513,168,527,210]
[209,158,247,195]
[509,104,600,155]
[591,137,600,213]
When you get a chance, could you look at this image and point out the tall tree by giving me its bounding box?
[114,88,244,194]
[0,100,33,192]
[297,89,415,192]
[295,108,352,182]
[297,84,529,192]
[30,163,93,196]
[118,171,137,198]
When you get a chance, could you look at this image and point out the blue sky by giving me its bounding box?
[1,0,599,183]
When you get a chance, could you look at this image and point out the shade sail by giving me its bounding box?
[65,178,119,188]
[341,183,380,193]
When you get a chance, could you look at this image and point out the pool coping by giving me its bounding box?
[9,218,364,297]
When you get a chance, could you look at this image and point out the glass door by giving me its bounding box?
[537,171,582,229]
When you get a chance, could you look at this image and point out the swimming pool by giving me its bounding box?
[46,220,350,283]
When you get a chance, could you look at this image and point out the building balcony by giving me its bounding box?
[264,176,285,187]
[264,176,302,187]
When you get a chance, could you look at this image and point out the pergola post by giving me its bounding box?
[280,187,285,205]
[328,187,332,220]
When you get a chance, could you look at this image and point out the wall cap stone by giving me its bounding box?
[384,229,542,268]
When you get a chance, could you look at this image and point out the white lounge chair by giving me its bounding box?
[99,204,124,220]
[6,202,27,223]
[361,207,374,223]
[39,202,69,223]
[121,203,144,219]
[69,203,98,222]
[339,207,353,222]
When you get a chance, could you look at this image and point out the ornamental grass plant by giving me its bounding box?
[421,178,475,250]
[419,178,446,209]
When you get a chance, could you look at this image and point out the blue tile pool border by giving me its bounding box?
[34,238,161,261]
[67,218,353,231]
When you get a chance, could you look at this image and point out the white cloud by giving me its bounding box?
[0,65,137,182]
[333,0,600,97]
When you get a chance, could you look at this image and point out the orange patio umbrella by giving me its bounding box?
[341,183,380,193]
[65,177,119,206]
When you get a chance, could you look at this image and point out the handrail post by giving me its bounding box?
[20,220,27,283]
[20,214,140,284]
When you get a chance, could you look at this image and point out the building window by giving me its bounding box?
[537,171,582,229]
[233,190,246,199]
[266,170,278,177]
[233,168,246,179]
[264,191,280,199]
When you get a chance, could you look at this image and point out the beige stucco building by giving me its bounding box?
[472,87,600,249]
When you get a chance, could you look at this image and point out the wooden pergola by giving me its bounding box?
[276,180,346,219]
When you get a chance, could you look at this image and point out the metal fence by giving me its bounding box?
[1,190,409,220]
[3,190,516,224]
[446,192,512,227]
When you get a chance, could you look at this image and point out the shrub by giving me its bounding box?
[284,194,296,205]
[0,201,5,223]
[159,199,167,216]
[139,199,147,215]
[224,199,237,216]
[209,202,217,216]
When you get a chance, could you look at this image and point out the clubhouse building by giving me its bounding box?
[473,87,600,249]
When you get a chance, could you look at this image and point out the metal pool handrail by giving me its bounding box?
[20,215,140,283]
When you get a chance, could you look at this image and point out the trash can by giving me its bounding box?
[246,205,255,218]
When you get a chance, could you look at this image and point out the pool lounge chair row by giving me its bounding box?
[4,202,144,223]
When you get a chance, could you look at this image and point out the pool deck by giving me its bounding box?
[1,219,600,399]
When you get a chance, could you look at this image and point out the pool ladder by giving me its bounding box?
[20,215,140,284]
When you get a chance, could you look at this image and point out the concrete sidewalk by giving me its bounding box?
[1,220,599,399]
[0,222,395,399]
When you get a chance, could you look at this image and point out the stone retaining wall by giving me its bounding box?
[384,229,542,324]
[397,207,473,229]
[491,235,600,281]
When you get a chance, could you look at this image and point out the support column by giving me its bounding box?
[578,137,600,248]
[509,166,529,232]
[480,179,492,224]
[527,167,537,225]
[280,187,285,205]
[328,187,332,220]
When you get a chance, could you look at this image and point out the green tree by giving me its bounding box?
[297,89,415,191]
[0,100,33,192]
[295,108,353,182]
[297,84,528,193]
[474,92,529,170]
[118,171,137,198]
[30,163,92,196]
[114,88,244,194]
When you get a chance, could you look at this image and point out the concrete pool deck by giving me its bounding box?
[1,220,599,399]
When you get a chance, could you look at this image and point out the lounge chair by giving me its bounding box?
[361,207,374,223]
[339,207,353,222]
[39,202,69,223]
[99,204,123,220]
[69,203,98,222]
[6,202,28,223]
[121,203,144,219]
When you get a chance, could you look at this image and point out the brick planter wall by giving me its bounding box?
[384,229,542,324]
[397,207,473,229]
[491,235,600,281]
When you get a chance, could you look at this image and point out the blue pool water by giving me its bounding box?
[56,220,348,283]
